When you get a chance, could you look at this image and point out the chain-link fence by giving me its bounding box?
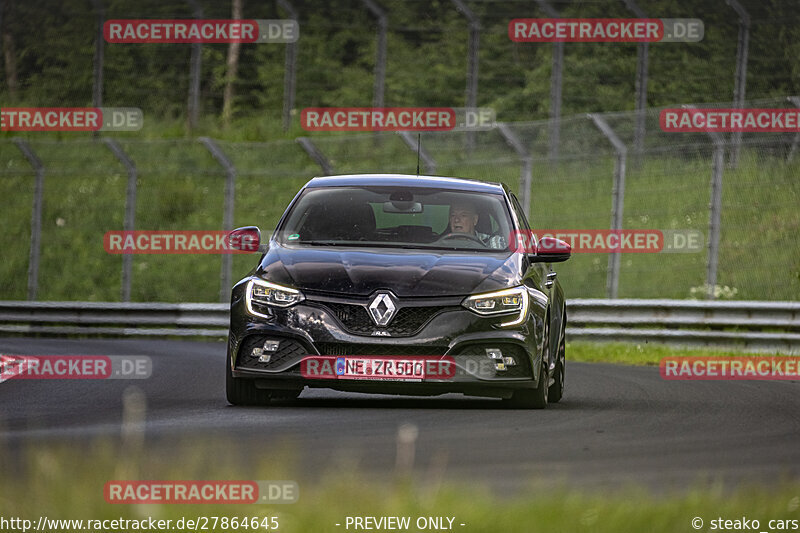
[2,1,799,129]
[2,97,798,303]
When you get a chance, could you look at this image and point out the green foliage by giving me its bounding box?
[1,0,798,133]
[2,438,800,532]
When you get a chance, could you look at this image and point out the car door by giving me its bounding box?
[509,193,557,368]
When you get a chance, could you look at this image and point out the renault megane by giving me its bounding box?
[225,174,570,408]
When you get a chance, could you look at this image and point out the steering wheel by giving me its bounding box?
[436,232,486,246]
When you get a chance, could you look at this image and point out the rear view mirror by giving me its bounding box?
[531,236,571,263]
[227,226,261,252]
[383,201,423,214]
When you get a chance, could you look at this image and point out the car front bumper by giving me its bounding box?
[227,286,547,398]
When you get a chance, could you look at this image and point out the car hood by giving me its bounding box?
[255,243,521,297]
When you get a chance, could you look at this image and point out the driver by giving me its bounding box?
[448,202,507,249]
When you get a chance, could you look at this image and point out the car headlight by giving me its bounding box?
[462,286,529,327]
[246,278,304,316]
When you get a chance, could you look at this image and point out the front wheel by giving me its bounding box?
[226,352,271,406]
[548,317,566,403]
[504,325,549,409]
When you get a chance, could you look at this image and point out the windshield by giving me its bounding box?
[277,186,513,252]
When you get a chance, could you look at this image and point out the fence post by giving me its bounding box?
[727,0,750,169]
[451,0,480,152]
[535,0,562,162]
[103,139,137,302]
[497,123,532,216]
[199,138,237,303]
[685,105,725,299]
[90,0,104,141]
[186,0,203,131]
[278,0,298,132]
[623,0,648,160]
[296,137,334,175]
[399,132,436,175]
[362,0,387,109]
[787,97,800,162]
[588,114,627,299]
[13,139,45,301]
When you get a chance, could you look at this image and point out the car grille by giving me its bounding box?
[316,343,448,356]
[319,303,451,336]
[237,335,310,371]
[452,343,532,378]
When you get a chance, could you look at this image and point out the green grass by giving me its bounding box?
[566,341,785,366]
[1,130,798,302]
[1,439,799,533]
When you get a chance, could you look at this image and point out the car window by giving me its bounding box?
[510,193,531,230]
[278,186,513,252]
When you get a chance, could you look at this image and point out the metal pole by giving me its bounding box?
[787,97,800,162]
[536,0,561,162]
[13,139,44,301]
[103,139,137,302]
[199,137,237,303]
[706,145,724,298]
[451,0,480,152]
[399,132,436,174]
[296,137,334,175]
[278,0,298,132]
[588,114,627,299]
[623,0,648,159]
[727,0,750,168]
[187,0,203,131]
[497,123,532,217]
[362,0,387,109]
[685,105,725,299]
[91,0,105,141]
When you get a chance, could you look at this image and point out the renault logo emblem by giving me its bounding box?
[368,292,397,326]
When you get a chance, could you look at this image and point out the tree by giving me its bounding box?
[222,0,243,128]
[1,0,19,102]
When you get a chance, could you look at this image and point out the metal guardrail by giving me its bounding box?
[0,299,798,353]
[566,299,800,353]
[0,301,229,338]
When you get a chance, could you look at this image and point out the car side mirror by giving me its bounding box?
[529,236,571,263]
[227,226,262,252]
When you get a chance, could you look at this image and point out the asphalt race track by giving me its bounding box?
[1,337,799,494]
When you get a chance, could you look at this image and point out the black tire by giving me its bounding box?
[226,352,271,406]
[504,324,549,409]
[548,316,566,403]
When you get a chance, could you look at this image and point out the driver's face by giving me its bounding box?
[449,205,479,234]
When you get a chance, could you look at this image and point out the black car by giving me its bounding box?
[225,174,570,408]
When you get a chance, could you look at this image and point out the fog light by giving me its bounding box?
[495,361,506,371]
[503,356,516,366]
[251,347,263,357]
[263,340,281,352]
[485,348,503,360]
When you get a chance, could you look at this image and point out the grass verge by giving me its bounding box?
[566,340,787,366]
[1,440,798,533]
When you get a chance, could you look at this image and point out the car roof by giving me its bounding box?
[305,174,507,194]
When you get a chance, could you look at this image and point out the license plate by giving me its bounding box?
[336,357,425,381]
